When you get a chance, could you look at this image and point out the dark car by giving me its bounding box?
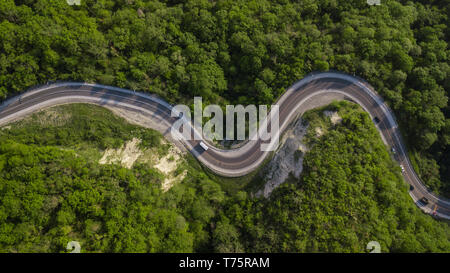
[373,117,380,124]
[409,185,414,191]
[420,197,429,205]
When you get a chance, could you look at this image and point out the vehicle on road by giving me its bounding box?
[432,205,437,216]
[373,116,380,124]
[400,165,405,172]
[199,141,208,151]
[420,197,429,205]
[391,147,396,154]
[409,185,414,191]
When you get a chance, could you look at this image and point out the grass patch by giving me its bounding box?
[1,103,163,150]
[0,104,167,167]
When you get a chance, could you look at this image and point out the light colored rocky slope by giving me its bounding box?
[257,110,341,198]
[256,117,308,198]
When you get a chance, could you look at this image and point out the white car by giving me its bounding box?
[400,165,405,172]
[199,141,209,151]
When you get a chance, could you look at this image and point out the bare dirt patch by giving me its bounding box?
[99,138,143,168]
[324,110,342,125]
[90,106,188,192]
[154,145,182,174]
[153,144,187,192]
[161,170,187,192]
[315,127,324,137]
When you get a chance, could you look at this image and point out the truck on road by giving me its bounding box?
[199,141,208,151]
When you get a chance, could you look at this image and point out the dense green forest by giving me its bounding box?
[0,103,448,252]
[0,0,449,252]
[0,0,448,196]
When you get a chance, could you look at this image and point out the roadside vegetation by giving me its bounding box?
[0,103,448,253]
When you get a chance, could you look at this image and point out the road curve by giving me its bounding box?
[0,72,449,219]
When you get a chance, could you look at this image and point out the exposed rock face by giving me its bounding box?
[153,145,187,192]
[99,138,143,169]
[99,137,186,192]
[257,118,309,198]
[257,110,341,198]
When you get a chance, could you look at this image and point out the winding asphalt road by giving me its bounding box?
[0,72,449,219]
